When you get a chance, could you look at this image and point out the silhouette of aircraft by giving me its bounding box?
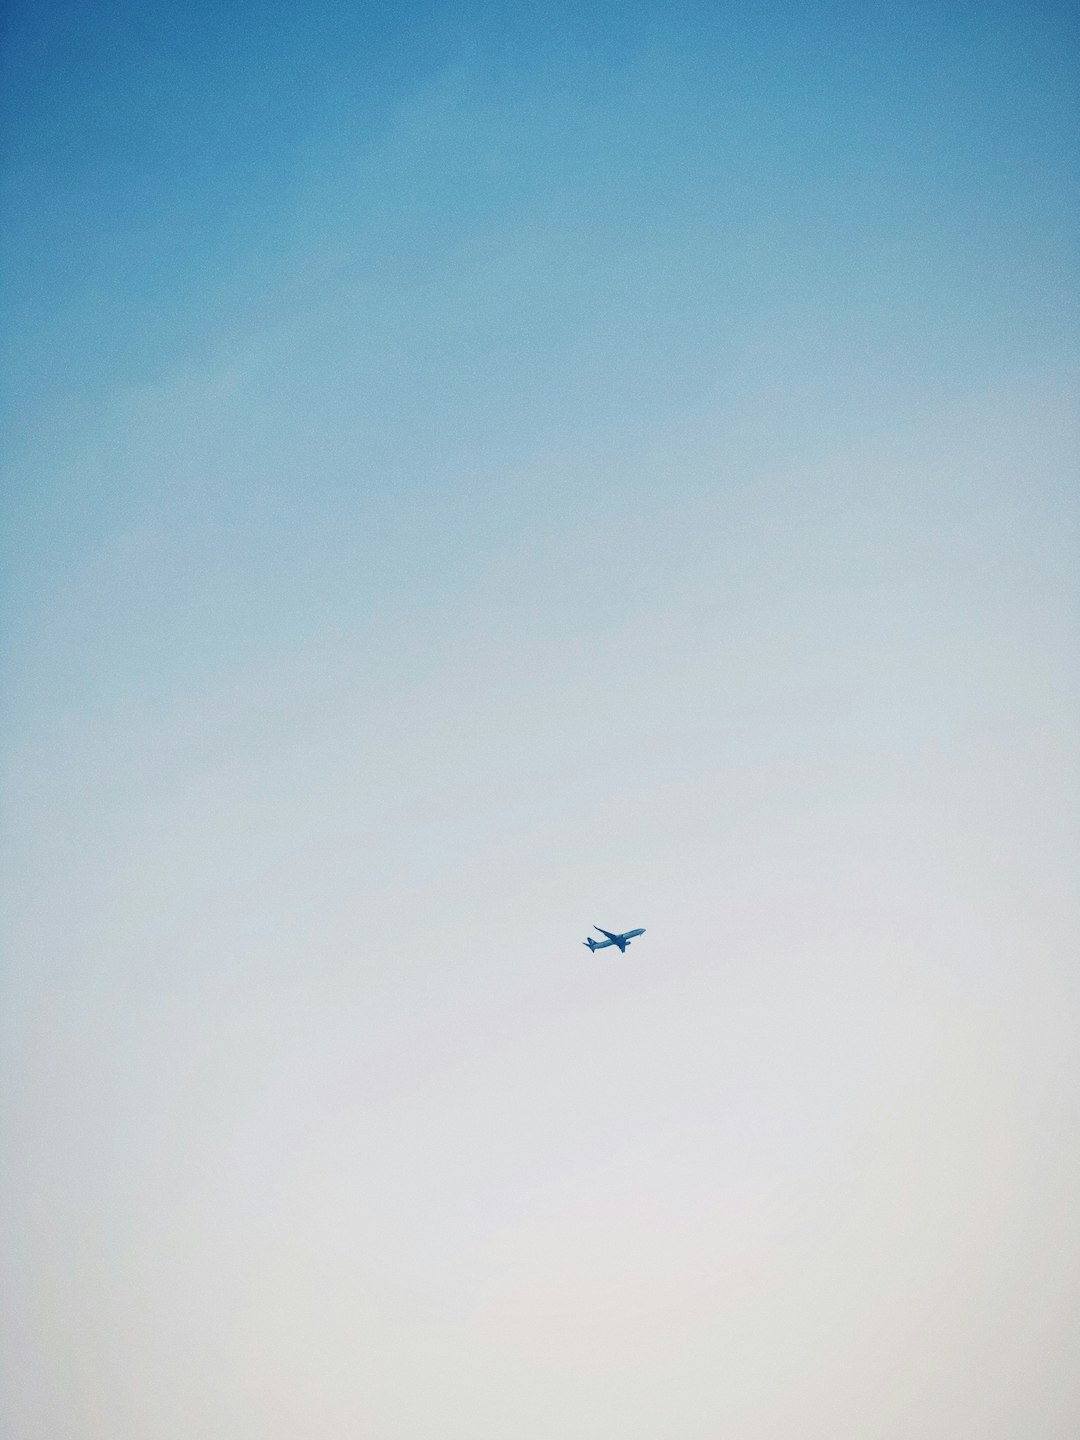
[583,926,646,953]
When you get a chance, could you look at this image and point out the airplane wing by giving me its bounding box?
[595,926,630,952]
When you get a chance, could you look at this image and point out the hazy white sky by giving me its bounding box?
[2,3,1078,1437]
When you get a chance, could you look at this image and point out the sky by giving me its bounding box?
[1,2,1078,1437]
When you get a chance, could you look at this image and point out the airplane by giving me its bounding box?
[583,926,646,953]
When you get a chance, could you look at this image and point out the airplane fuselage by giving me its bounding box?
[583,926,646,953]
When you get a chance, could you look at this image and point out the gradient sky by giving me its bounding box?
[2,3,1079,1437]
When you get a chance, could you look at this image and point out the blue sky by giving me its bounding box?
[2,3,1078,1437]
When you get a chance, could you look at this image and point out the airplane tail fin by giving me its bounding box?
[583,937,598,951]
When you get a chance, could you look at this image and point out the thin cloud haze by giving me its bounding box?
[2,3,1078,1438]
